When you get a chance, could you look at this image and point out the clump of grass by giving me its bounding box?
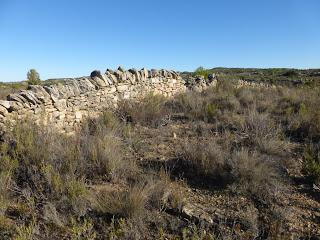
[229,148,282,202]
[69,218,96,240]
[0,155,15,217]
[194,66,210,79]
[171,92,208,120]
[243,109,290,157]
[179,139,229,182]
[170,80,240,124]
[94,184,150,219]
[0,82,26,100]
[273,87,320,142]
[93,170,178,219]
[179,137,282,202]
[0,215,14,239]
[80,113,138,182]
[236,87,255,107]
[0,116,135,222]
[79,131,130,181]
[15,217,39,240]
[117,94,169,127]
[303,145,320,184]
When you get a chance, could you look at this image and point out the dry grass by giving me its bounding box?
[179,138,229,182]
[94,184,150,219]
[229,149,282,202]
[0,114,135,237]
[0,80,319,238]
[117,94,169,127]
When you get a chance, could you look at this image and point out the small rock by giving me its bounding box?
[118,66,126,72]
[0,100,11,109]
[182,203,213,224]
[90,70,102,79]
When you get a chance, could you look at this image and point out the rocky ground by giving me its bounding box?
[127,121,320,239]
[1,80,320,239]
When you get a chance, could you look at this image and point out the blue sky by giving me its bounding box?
[0,0,319,82]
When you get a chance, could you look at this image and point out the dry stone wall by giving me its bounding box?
[0,67,189,133]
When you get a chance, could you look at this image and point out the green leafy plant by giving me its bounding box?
[27,69,41,85]
[304,145,320,184]
[194,66,210,79]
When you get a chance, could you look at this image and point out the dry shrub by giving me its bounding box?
[211,94,240,113]
[117,94,169,127]
[147,169,186,212]
[84,110,120,135]
[0,155,14,217]
[250,87,279,113]
[215,78,237,93]
[94,184,150,219]
[0,172,14,239]
[93,168,184,220]
[147,168,171,211]
[165,181,186,212]
[5,122,84,210]
[230,149,282,202]
[179,137,282,202]
[171,83,240,124]
[15,218,39,240]
[244,109,290,157]
[274,87,320,141]
[236,87,255,107]
[179,138,229,182]
[105,217,147,240]
[171,91,221,122]
[236,204,259,237]
[0,215,14,239]
[0,117,134,221]
[289,103,320,141]
[80,111,138,181]
[0,83,26,100]
[79,131,134,181]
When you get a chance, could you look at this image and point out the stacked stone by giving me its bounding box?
[184,74,218,92]
[0,67,185,133]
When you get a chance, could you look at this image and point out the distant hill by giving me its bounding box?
[183,67,320,86]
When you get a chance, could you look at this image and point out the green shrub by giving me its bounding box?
[69,218,96,240]
[0,82,26,100]
[27,69,41,86]
[194,66,210,79]
[15,218,38,240]
[205,103,217,120]
[303,145,320,184]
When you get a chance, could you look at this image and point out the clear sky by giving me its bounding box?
[0,0,319,82]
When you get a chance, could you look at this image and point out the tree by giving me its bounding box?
[194,66,210,79]
[27,69,41,85]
